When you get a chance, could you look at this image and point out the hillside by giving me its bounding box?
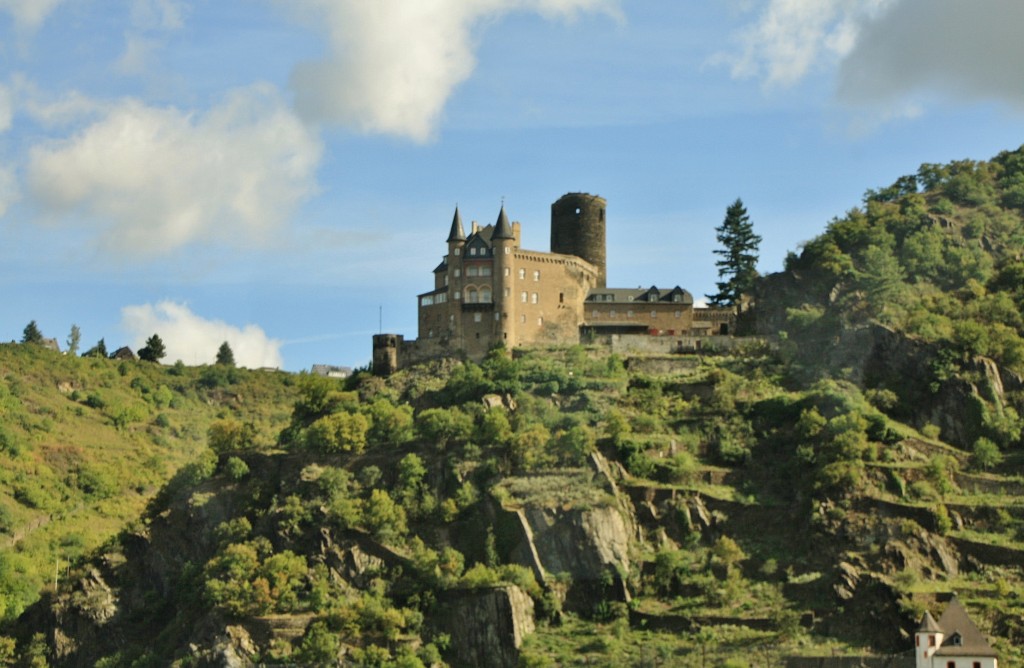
[0,345,298,625]
[4,146,1024,666]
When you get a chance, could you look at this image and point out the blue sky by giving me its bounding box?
[1,0,1022,371]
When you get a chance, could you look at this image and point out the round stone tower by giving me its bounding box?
[550,192,607,288]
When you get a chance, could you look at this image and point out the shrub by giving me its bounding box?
[225,457,250,481]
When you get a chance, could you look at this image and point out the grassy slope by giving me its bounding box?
[0,344,298,620]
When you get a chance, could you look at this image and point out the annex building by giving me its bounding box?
[373,193,734,374]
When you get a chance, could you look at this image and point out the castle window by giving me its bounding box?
[518,269,526,279]
[651,311,657,318]
[474,313,482,323]
[538,317,543,326]
[454,291,461,300]
[504,288,510,297]
[627,310,633,318]
[610,310,616,318]
[505,247,510,254]
[495,313,501,321]
[467,266,478,277]
[467,288,478,303]
[444,275,449,286]
[481,287,492,303]
[454,248,460,256]
[521,291,528,303]
[470,247,477,256]
[481,266,492,277]
[533,270,540,281]
[675,311,681,318]
[428,329,433,337]
[504,268,510,276]
[531,293,538,304]
[454,268,461,278]
[559,293,564,304]
[421,295,433,306]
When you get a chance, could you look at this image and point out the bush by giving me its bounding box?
[225,456,250,481]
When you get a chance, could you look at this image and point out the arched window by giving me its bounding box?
[531,293,539,304]
[518,269,526,279]
[481,287,492,303]
[467,288,478,303]
[521,291,528,303]
[533,270,540,281]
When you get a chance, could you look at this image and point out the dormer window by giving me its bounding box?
[949,633,962,647]
[470,247,477,256]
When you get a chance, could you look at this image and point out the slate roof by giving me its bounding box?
[917,611,941,634]
[586,286,694,305]
[931,597,997,657]
[492,205,515,240]
[447,207,466,242]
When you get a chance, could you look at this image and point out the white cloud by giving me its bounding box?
[0,0,65,32]
[719,0,893,88]
[26,84,322,256]
[281,0,620,142]
[121,301,284,368]
[836,0,1024,110]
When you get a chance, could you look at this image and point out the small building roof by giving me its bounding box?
[917,611,941,634]
[932,597,998,658]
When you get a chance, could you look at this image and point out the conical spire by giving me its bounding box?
[447,206,466,243]
[918,611,941,633]
[492,204,514,240]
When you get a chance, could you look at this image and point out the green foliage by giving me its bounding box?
[21,321,43,345]
[971,436,1003,471]
[215,341,235,367]
[138,334,166,363]
[207,419,257,455]
[708,198,761,306]
[304,412,370,453]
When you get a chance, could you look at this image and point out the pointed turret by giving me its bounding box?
[447,207,466,242]
[493,205,515,240]
[918,611,941,633]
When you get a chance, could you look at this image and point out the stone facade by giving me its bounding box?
[374,193,735,373]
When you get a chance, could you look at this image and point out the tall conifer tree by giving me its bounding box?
[707,198,761,307]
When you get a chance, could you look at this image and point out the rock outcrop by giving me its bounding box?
[436,585,535,668]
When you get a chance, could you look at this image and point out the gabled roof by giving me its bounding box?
[447,207,466,243]
[433,257,448,273]
[492,205,514,240]
[932,597,997,657]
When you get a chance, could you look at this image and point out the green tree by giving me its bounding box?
[21,321,43,345]
[707,198,761,308]
[216,341,236,366]
[66,325,81,356]
[83,338,108,358]
[138,334,166,362]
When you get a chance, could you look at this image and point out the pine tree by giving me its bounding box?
[21,321,44,345]
[707,198,761,308]
[216,341,236,367]
[83,338,108,358]
[138,334,166,362]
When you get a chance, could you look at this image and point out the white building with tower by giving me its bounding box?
[915,597,998,668]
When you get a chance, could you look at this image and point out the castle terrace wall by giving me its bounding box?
[590,334,771,356]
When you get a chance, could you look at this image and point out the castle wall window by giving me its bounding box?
[421,295,434,306]
[467,266,478,277]
[454,269,461,277]
[454,291,461,300]
[521,291,528,303]
[504,288,510,297]
[467,288,478,303]
[481,287,492,303]
[444,275,449,286]
[533,270,540,281]
[481,266,492,277]
[454,248,460,256]
[504,268,510,276]
[495,313,500,321]
[627,310,633,318]
[674,311,681,318]
[505,247,511,254]
[473,313,482,322]
[610,310,616,318]
[531,293,538,304]
[518,269,526,279]
[470,247,477,256]
[538,317,543,325]
[651,311,657,318]
[559,293,564,303]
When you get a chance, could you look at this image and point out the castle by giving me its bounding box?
[373,193,734,374]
